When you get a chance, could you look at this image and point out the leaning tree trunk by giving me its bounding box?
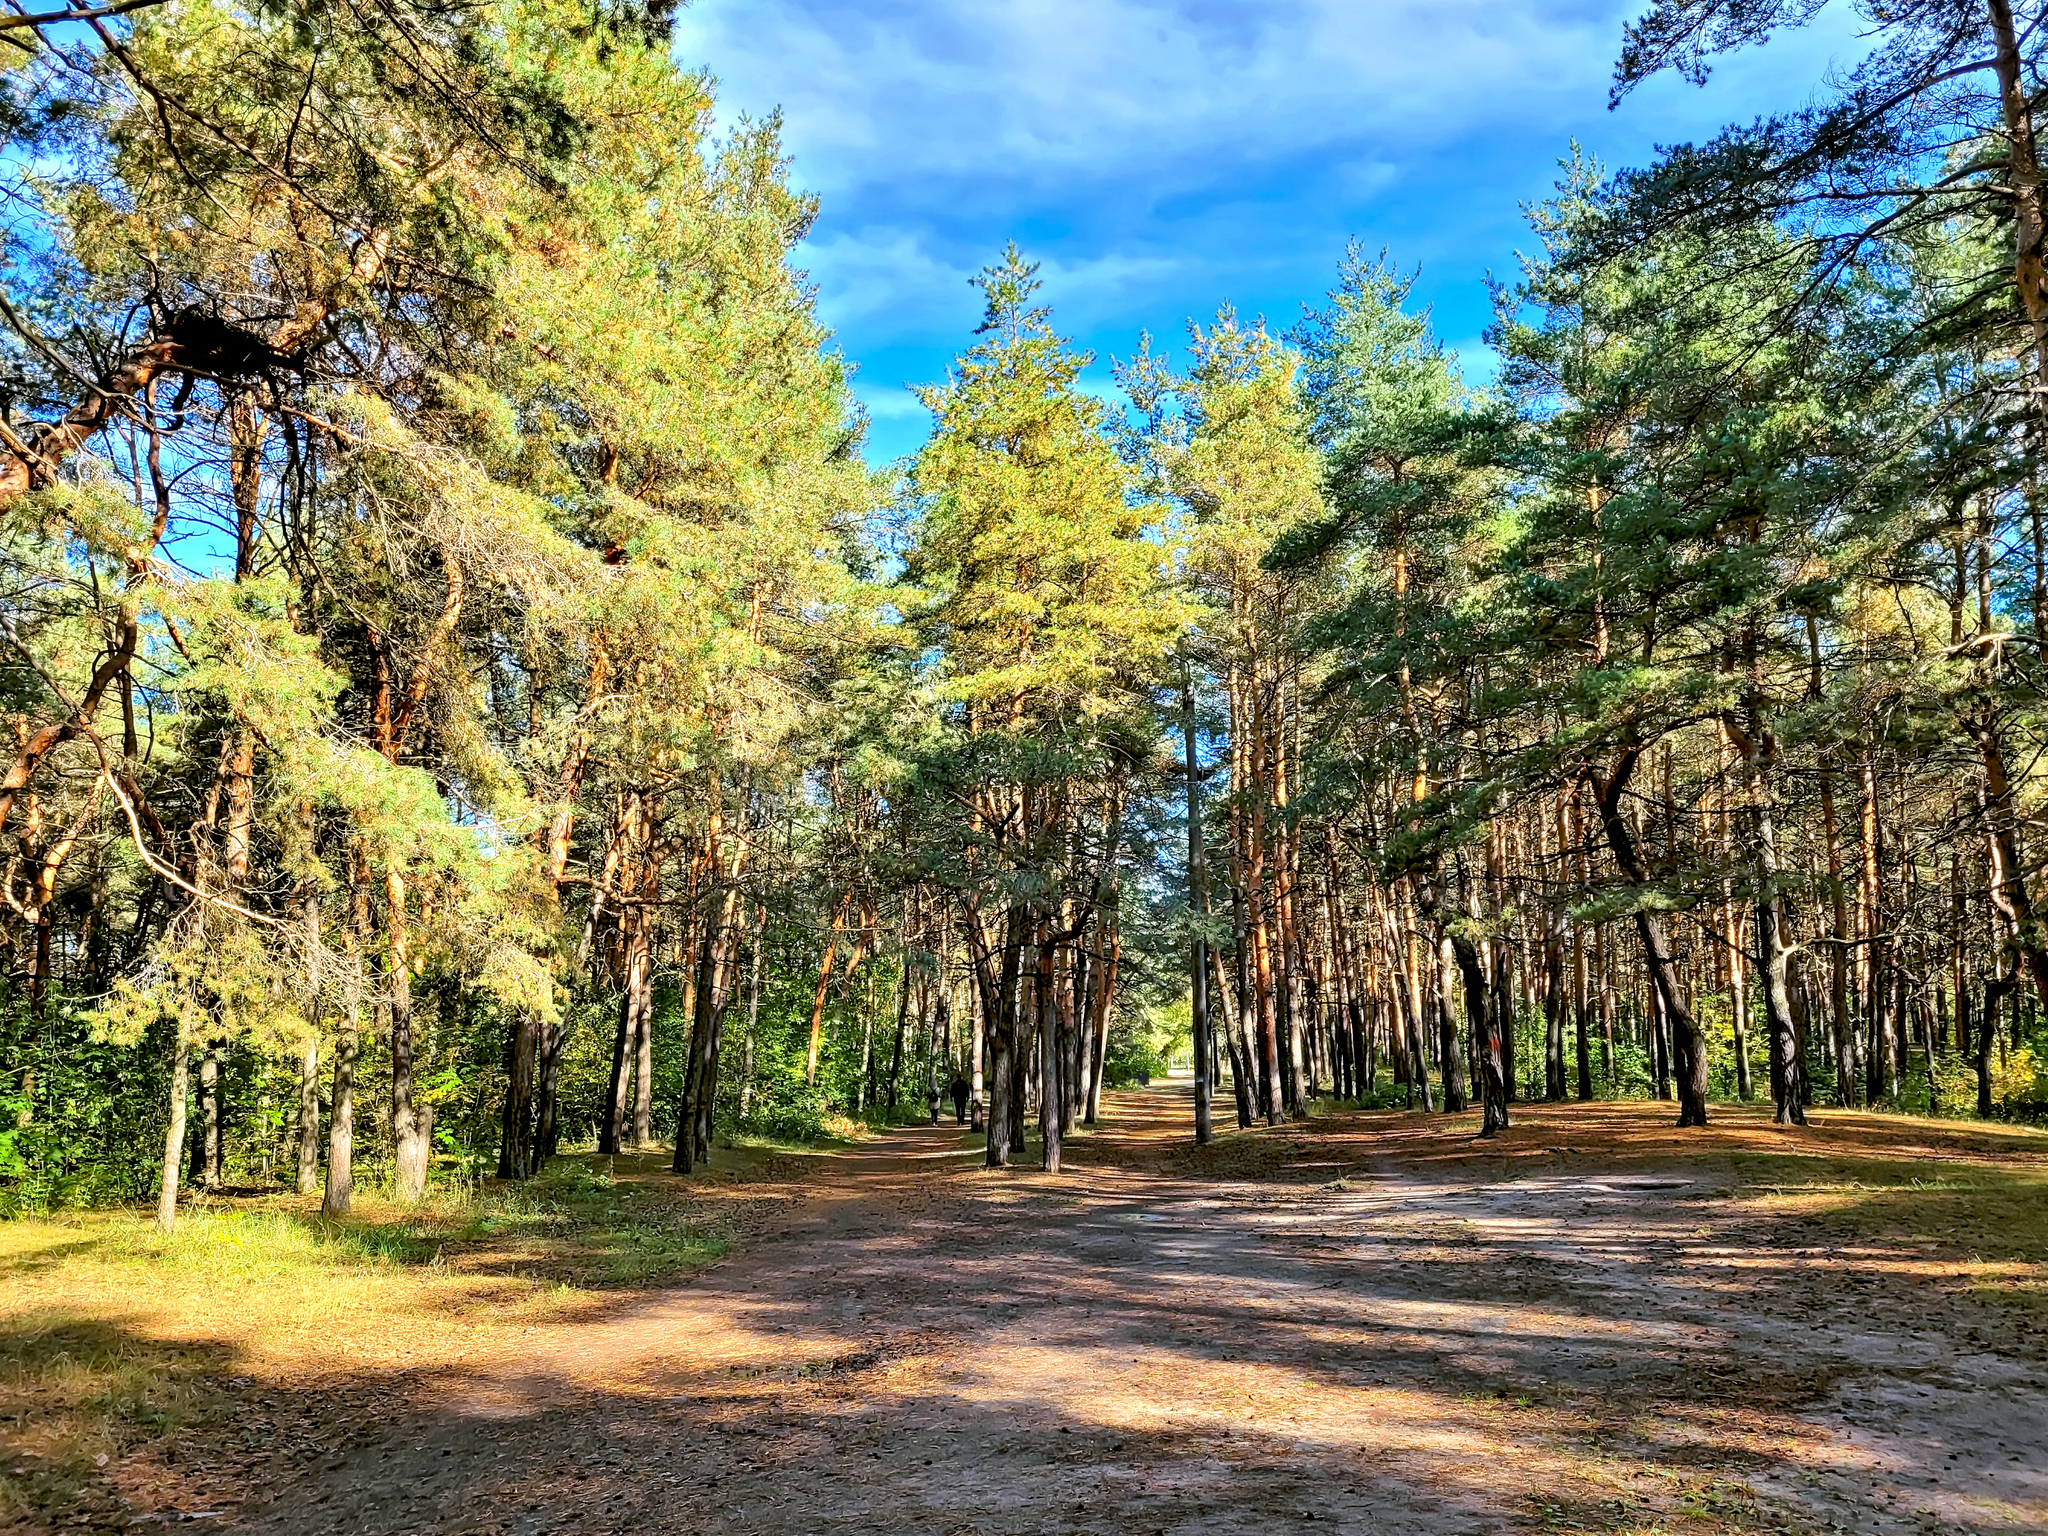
[1212,941,1252,1127]
[1731,674,1807,1126]
[1977,978,2011,1117]
[1098,922,1120,1120]
[1433,935,1470,1112]
[1450,932,1508,1136]
[1590,759,1710,1127]
[1749,766,1806,1126]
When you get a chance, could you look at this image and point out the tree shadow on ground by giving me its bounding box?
[6,1094,2045,1535]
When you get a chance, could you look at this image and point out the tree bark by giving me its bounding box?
[1988,0,2048,417]
[1037,918,1061,1173]
[386,866,428,1201]
[1088,917,1118,1126]
[1859,753,1890,1103]
[1449,928,1506,1135]
[499,1009,539,1179]
[675,884,740,1172]
[1973,720,2048,1005]
[1589,757,1709,1126]
[295,1032,321,1194]
[1976,979,2007,1117]
[739,904,766,1118]
[1184,674,1212,1145]
[603,899,650,1156]
[0,232,391,503]
[324,853,368,1217]
[805,898,848,1087]
[194,1044,222,1189]
[155,1032,189,1232]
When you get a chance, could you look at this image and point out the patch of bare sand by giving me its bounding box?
[41,1093,2048,1536]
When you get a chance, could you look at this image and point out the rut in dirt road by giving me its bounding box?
[239,1089,2046,1536]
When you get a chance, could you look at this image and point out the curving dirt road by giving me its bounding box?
[226,1087,2046,1536]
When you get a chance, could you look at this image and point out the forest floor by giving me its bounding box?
[4,1089,2046,1535]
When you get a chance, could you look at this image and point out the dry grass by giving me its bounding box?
[0,1147,803,1526]
[1101,1094,2048,1228]
[6,1099,2047,1534]
[1076,1092,2048,1361]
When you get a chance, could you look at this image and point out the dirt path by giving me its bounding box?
[221,1088,2045,1536]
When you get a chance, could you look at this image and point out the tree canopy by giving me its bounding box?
[5,0,2048,1235]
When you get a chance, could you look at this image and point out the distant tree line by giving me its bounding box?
[1,0,2044,1219]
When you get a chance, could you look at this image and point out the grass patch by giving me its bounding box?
[0,1161,731,1293]
[433,1161,729,1284]
[1724,1150,2048,1264]
[0,1155,739,1518]
[1714,1146,2048,1355]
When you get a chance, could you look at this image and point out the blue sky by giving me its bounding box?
[673,0,1873,465]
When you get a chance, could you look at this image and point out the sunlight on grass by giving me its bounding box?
[0,1164,733,1496]
[1725,1151,2048,1263]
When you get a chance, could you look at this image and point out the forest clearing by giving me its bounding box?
[6,0,2048,1530]
[5,1084,2046,1534]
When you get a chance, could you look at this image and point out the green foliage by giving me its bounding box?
[909,244,1174,727]
[5,0,2047,1234]
[1693,991,1764,1102]
[1605,1039,1657,1101]
[0,1006,170,1215]
[1103,998,1190,1089]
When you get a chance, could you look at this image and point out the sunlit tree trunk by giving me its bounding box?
[155,1032,189,1233]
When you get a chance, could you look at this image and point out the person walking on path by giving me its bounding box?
[949,1074,969,1125]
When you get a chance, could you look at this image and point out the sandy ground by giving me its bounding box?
[61,1087,2048,1535]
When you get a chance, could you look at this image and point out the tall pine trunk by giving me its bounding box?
[386,867,428,1201]
[155,1032,189,1233]
[499,1010,539,1179]
[295,1033,321,1195]
[602,901,650,1157]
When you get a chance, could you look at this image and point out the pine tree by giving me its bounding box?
[905,246,1173,1170]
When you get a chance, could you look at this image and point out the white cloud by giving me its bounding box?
[804,224,1198,349]
[679,0,1626,202]
[678,0,1874,457]
[800,228,976,328]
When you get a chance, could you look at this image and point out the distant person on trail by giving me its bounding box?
[949,1074,969,1125]
[926,1081,942,1125]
